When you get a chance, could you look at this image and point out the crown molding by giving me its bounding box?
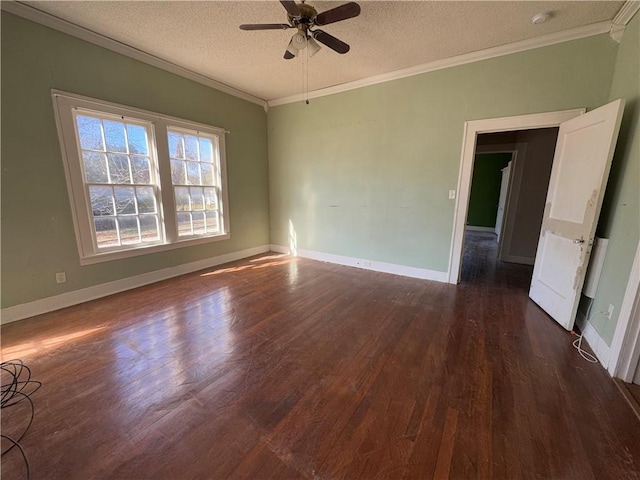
[267,20,612,107]
[610,1,640,42]
[1,1,268,108]
[2,1,624,110]
[610,24,627,43]
[613,1,640,26]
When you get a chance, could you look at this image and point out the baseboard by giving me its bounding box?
[1,245,271,325]
[575,310,611,367]
[465,226,496,233]
[270,245,449,283]
[501,254,535,265]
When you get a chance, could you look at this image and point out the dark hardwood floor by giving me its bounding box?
[616,379,640,421]
[630,383,640,406]
[2,238,639,479]
[460,230,534,289]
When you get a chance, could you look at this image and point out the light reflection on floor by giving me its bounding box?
[200,255,297,277]
[1,253,300,431]
[1,326,106,359]
[110,287,237,414]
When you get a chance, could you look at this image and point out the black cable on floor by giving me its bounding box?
[1,360,41,480]
[1,434,30,480]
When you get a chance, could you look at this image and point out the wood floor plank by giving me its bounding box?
[2,237,640,479]
[432,407,458,480]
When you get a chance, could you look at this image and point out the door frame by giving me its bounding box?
[495,160,512,239]
[447,108,585,284]
[608,239,640,381]
[474,143,527,263]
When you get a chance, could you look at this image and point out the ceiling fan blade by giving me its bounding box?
[312,30,350,54]
[280,0,301,17]
[315,2,361,26]
[284,38,297,59]
[240,23,291,30]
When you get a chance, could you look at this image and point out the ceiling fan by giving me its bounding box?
[239,0,361,59]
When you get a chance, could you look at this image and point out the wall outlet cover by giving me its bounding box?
[607,303,615,318]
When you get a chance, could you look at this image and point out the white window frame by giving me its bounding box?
[52,90,230,265]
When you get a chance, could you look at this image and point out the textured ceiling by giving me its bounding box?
[24,1,625,102]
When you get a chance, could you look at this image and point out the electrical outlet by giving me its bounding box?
[55,272,67,284]
[607,304,615,319]
[355,260,371,268]
[448,190,456,200]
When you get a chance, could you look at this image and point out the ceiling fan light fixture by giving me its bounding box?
[307,37,321,56]
[285,39,298,58]
[290,30,308,50]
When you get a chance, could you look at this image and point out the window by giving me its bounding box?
[53,91,229,264]
[168,129,222,237]
[77,114,161,249]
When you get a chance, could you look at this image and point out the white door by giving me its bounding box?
[529,99,625,331]
[495,162,511,241]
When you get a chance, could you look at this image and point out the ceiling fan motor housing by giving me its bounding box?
[289,3,318,27]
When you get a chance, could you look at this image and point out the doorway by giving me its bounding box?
[459,128,559,289]
[450,102,626,357]
[448,108,585,285]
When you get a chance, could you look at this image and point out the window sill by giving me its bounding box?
[79,233,231,265]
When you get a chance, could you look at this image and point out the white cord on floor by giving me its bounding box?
[572,333,598,363]
[572,300,598,363]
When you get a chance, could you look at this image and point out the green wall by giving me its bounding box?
[1,13,270,308]
[3,9,637,333]
[589,13,640,345]
[268,35,617,272]
[467,153,511,228]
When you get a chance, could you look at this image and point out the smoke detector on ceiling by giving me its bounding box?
[531,11,552,25]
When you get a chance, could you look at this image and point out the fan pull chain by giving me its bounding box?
[300,44,305,103]
[305,47,310,105]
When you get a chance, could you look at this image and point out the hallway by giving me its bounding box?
[460,230,533,290]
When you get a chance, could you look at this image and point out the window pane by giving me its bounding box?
[205,211,219,233]
[186,162,200,185]
[103,120,127,153]
[171,160,186,185]
[204,188,218,211]
[201,163,214,186]
[177,212,192,236]
[131,157,151,184]
[184,135,198,160]
[136,187,156,214]
[77,115,104,151]
[94,217,118,248]
[165,127,225,240]
[126,124,149,155]
[175,187,190,211]
[114,186,136,214]
[107,154,132,184]
[89,186,114,216]
[192,212,205,235]
[190,187,204,210]
[83,152,108,183]
[168,132,184,159]
[140,215,159,241]
[118,217,140,244]
[199,138,213,162]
